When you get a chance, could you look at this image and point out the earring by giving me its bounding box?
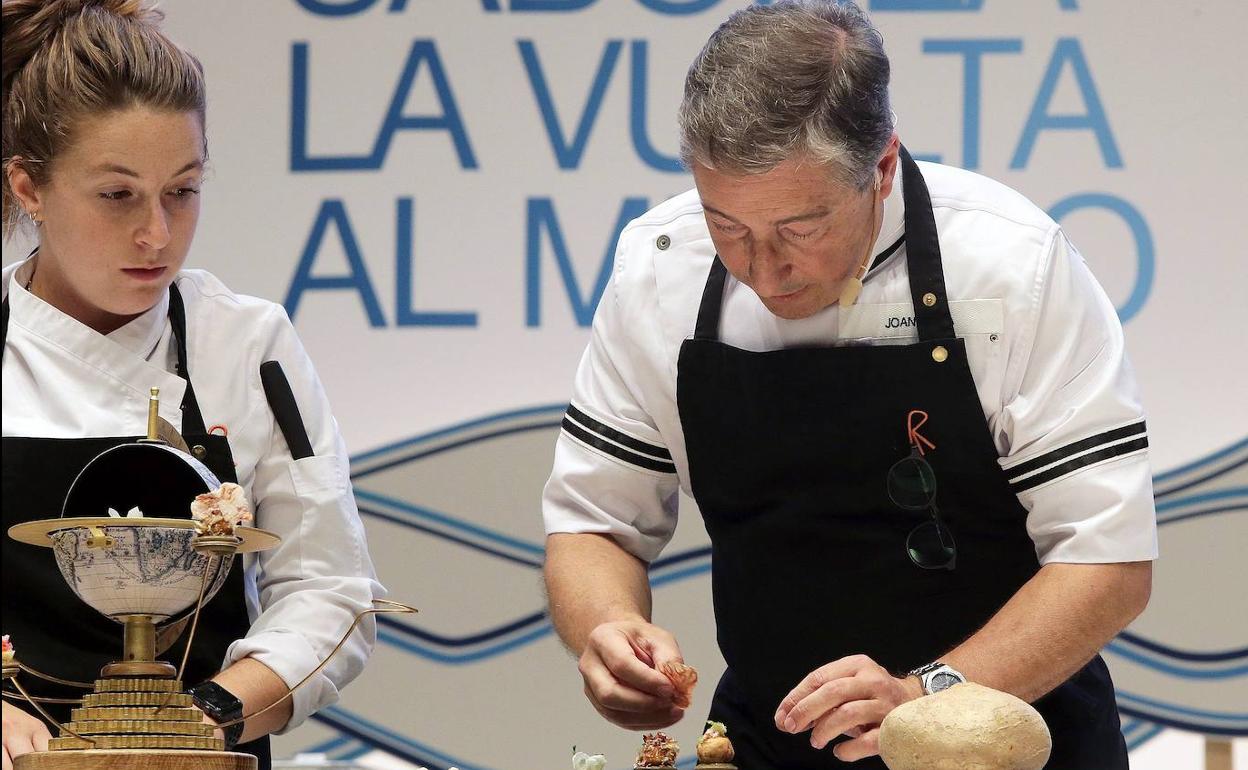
[29,210,41,226]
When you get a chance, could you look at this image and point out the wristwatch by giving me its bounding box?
[908,661,966,695]
[189,680,245,750]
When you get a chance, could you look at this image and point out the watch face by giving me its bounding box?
[930,671,961,692]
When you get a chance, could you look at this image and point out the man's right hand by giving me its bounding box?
[578,618,687,730]
[2,700,51,770]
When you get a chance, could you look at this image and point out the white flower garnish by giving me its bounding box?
[107,507,144,518]
[573,751,607,770]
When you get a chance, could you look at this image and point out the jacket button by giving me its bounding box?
[922,292,937,307]
[192,445,207,459]
[656,234,671,250]
[932,345,948,363]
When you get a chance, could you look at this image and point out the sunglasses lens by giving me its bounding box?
[907,519,956,570]
[888,456,936,510]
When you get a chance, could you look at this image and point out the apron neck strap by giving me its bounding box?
[166,282,208,436]
[691,145,957,343]
[693,258,730,342]
[898,146,956,341]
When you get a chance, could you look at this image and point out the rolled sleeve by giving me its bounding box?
[542,238,680,563]
[997,230,1158,564]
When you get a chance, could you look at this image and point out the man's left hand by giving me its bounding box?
[774,654,924,761]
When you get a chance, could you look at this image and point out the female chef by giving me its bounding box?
[1,1,384,768]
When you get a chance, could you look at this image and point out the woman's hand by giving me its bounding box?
[2,700,51,769]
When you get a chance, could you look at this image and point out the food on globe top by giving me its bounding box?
[1,635,14,665]
[107,506,144,518]
[191,482,253,536]
[878,682,1052,770]
[635,732,680,769]
[696,721,736,765]
[660,660,698,708]
[572,749,607,770]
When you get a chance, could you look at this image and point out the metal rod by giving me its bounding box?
[2,689,84,705]
[214,600,418,730]
[17,663,93,689]
[9,677,95,744]
[147,387,160,441]
[154,554,216,715]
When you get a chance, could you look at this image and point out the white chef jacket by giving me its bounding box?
[543,160,1158,566]
[1,257,385,732]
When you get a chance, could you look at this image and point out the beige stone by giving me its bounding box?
[879,683,1052,770]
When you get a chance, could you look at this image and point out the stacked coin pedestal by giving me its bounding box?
[48,677,223,751]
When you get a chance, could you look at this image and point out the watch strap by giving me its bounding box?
[189,681,245,750]
[907,661,966,695]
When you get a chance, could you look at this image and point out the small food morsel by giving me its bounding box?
[572,750,607,770]
[878,682,1053,770]
[635,732,680,769]
[190,482,253,536]
[695,721,737,769]
[660,660,698,708]
[1,635,14,665]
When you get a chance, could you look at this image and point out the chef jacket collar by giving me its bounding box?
[10,255,171,362]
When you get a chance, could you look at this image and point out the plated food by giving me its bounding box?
[572,749,607,770]
[634,732,680,769]
[190,482,253,536]
[695,720,737,769]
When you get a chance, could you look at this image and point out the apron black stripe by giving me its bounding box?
[565,405,673,460]
[1010,436,1150,494]
[561,418,677,474]
[1005,421,1147,482]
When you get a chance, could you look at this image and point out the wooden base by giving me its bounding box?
[1206,739,1232,770]
[14,749,256,770]
[100,660,177,678]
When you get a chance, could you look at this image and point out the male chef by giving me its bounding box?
[541,2,1156,767]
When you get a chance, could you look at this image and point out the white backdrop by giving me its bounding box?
[5,1,1246,768]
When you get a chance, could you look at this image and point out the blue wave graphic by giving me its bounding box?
[326,407,1248,761]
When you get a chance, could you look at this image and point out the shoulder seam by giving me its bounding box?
[929,197,1054,236]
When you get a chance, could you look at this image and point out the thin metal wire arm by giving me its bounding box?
[8,677,95,745]
[214,599,418,730]
[154,552,218,715]
[16,663,94,689]
[2,689,84,705]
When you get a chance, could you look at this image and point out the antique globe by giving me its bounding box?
[50,442,232,623]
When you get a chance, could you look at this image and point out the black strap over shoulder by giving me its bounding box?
[166,282,208,436]
[694,258,730,342]
[898,146,956,342]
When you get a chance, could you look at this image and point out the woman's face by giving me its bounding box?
[20,107,205,331]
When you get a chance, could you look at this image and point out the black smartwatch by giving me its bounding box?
[189,680,245,750]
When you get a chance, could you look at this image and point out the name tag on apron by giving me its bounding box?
[839,299,1004,340]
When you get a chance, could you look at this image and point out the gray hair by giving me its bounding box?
[678,0,894,189]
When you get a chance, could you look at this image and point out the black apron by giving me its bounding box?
[1,283,271,767]
[676,148,1126,769]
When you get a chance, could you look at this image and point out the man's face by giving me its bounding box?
[692,156,882,321]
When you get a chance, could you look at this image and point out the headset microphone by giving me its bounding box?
[839,172,883,308]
